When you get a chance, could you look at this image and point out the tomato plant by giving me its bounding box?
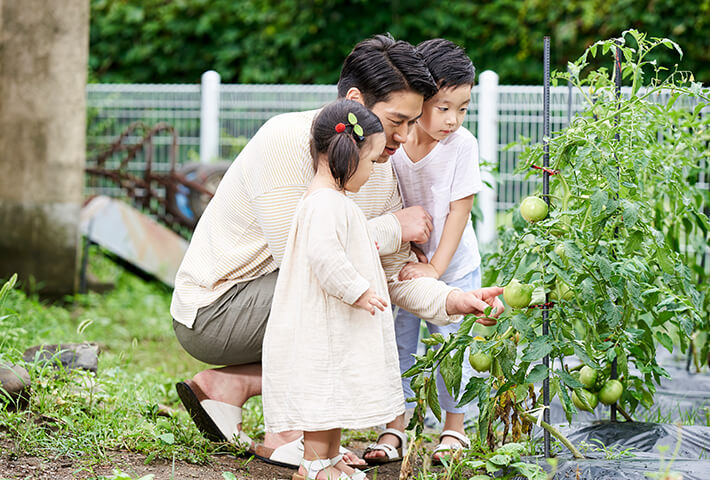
[404,30,709,454]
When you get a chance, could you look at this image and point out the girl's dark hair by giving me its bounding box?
[311,100,383,189]
[337,34,438,107]
[416,38,476,90]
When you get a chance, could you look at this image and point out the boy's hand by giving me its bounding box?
[398,261,439,280]
[354,288,388,315]
[393,206,433,244]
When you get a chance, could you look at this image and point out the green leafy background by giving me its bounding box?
[89,0,710,85]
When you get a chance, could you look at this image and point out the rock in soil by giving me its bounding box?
[23,342,100,373]
[0,363,31,410]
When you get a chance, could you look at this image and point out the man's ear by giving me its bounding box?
[344,87,365,106]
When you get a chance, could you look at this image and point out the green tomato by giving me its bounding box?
[503,279,534,309]
[550,281,573,302]
[554,243,567,262]
[520,196,549,222]
[598,380,624,405]
[469,351,492,372]
[579,366,599,390]
[550,224,569,237]
[572,389,598,411]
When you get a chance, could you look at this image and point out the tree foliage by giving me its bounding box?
[90,0,710,85]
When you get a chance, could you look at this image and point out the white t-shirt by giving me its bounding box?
[391,126,483,283]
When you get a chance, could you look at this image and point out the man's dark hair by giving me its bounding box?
[311,99,383,189]
[416,38,476,90]
[337,34,437,108]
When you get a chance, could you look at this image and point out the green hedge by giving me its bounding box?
[90,0,710,85]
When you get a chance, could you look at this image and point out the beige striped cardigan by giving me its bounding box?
[170,109,460,328]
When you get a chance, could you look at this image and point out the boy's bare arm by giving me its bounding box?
[399,194,474,280]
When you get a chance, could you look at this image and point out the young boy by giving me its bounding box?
[365,38,482,465]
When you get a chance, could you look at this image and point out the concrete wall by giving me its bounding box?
[0,0,89,296]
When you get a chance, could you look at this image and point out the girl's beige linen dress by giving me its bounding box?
[263,188,405,433]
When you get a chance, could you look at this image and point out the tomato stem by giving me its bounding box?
[515,406,585,459]
[616,404,634,422]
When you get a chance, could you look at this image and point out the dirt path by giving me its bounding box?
[0,443,409,479]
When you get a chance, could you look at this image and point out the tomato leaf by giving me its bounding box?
[557,369,584,389]
[427,377,442,422]
[521,336,553,362]
[440,348,464,397]
[499,341,518,378]
[595,254,613,281]
[573,343,599,369]
[525,364,549,383]
[590,189,608,218]
[601,299,622,327]
[512,313,533,337]
[457,376,486,407]
[555,377,574,423]
[622,200,640,228]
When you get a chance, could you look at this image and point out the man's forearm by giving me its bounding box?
[386,264,462,326]
[366,213,401,256]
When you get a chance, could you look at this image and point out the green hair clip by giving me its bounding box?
[348,112,364,137]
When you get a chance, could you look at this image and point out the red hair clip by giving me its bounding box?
[335,123,346,133]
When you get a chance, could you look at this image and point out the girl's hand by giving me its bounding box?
[410,244,428,263]
[354,288,388,315]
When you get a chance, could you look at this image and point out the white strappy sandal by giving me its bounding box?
[292,455,367,480]
[362,428,408,465]
[431,429,471,464]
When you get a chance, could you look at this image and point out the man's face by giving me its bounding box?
[369,91,424,162]
[347,90,424,162]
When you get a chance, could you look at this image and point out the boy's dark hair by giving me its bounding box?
[337,34,437,108]
[416,38,475,90]
[311,100,384,189]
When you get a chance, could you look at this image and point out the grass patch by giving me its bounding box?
[0,252,250,471]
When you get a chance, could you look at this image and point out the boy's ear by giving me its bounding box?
[344,87,365,106]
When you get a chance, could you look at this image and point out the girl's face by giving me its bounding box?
[345,132,386,193]
[416,84,472,141]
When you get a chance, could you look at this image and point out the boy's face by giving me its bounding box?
[417,84,472,141]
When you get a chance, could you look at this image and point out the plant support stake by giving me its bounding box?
[542,35,552,458]
[610,41,622,423]
[567,68,572,127]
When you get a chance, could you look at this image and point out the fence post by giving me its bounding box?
[200,70,221,163]
[476,70,499,247]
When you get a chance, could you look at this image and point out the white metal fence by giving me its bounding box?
[85,79,708,220]
[86,81,581,210]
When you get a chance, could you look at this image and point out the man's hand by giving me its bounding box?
[393,206,433,244]
[445,287,505,326]
[398,262,439,281]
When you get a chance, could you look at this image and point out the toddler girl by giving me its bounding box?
[263,99,404,480]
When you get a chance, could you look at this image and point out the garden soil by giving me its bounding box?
[0,435,416,480]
